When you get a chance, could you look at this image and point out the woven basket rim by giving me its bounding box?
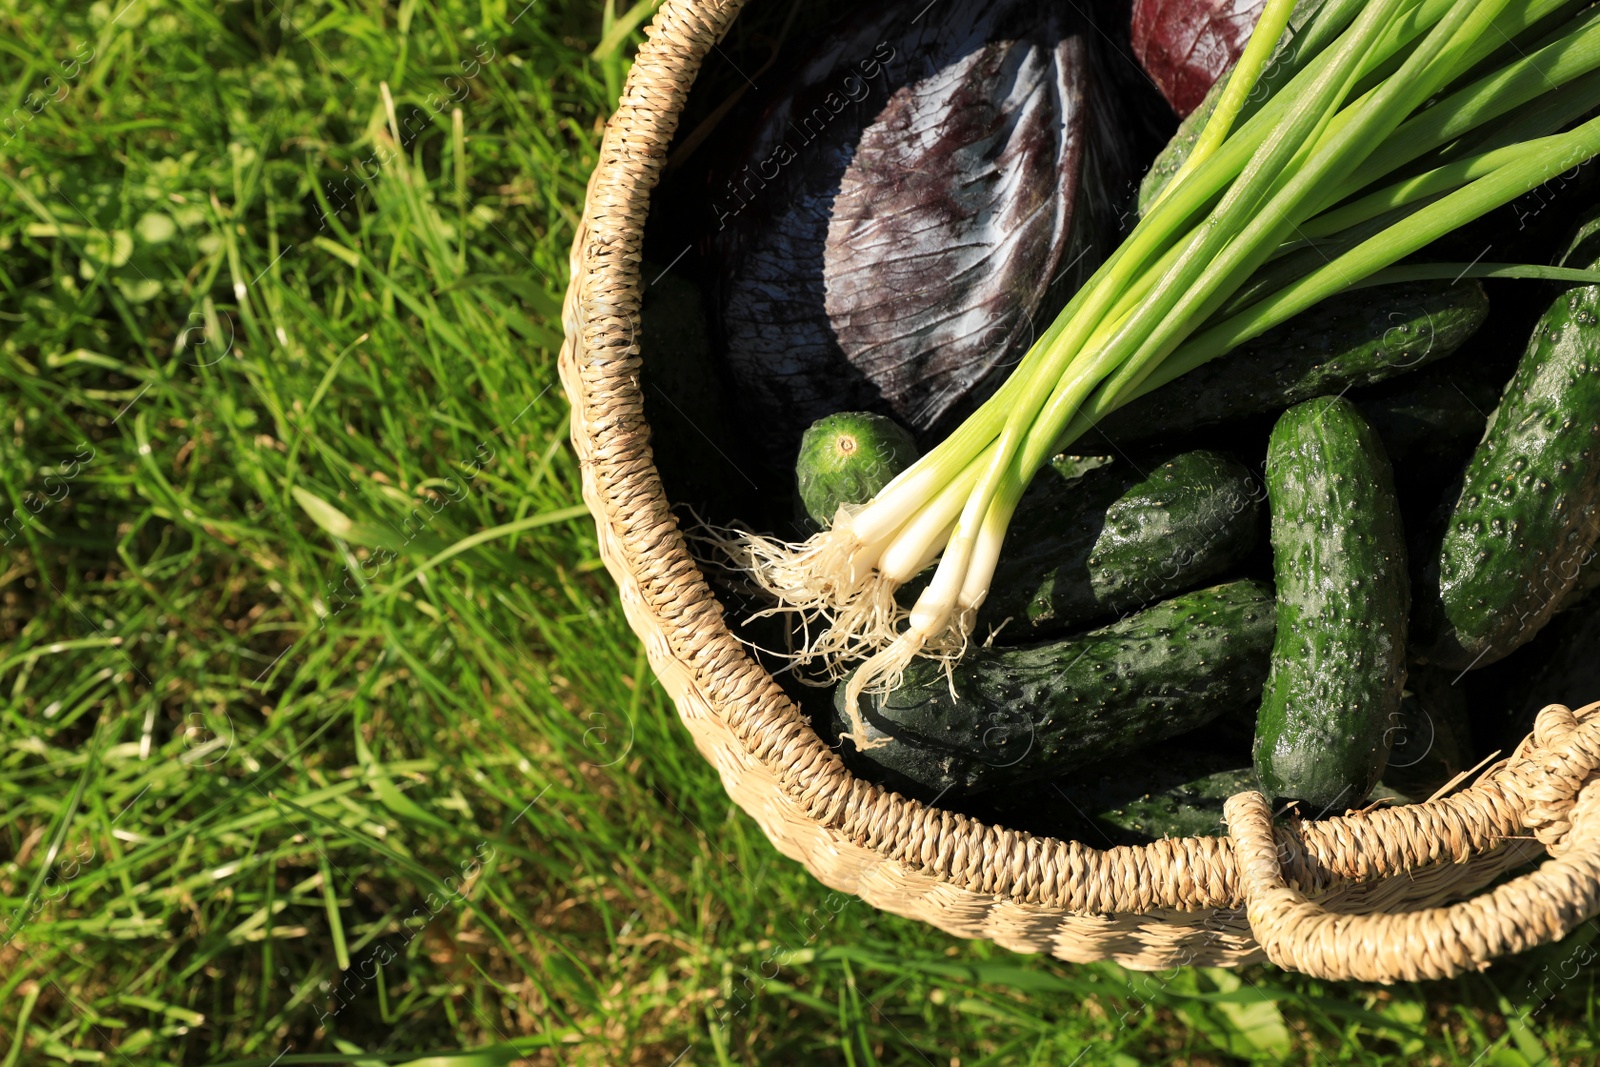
[557,0,1600,977]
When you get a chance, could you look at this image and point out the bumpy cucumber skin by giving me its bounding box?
[1413,216,1600,670]
[977,450,1263,640]
[1094,766,1260,843]
[1255,397,1409,812]
[1091,281,1489,447]
[795,412,918,527]
[833,580,1277,797]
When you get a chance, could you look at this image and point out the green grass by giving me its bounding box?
[1,0,1599,1063]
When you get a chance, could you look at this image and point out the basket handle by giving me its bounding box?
[1225,703,1600,982]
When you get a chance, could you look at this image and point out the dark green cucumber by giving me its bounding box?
[1091,765,1259,843]
[971,741,1257,845]
[1381,665,1474,801]
[1413,212,1600,670]
[1255,397,1409,812]
[795,411,918,527]
[1069,743,1259,844]
[1087,280,1489,448]
[832,580,1277,797]
[975,740,1407,847]
[975,450,1264,640]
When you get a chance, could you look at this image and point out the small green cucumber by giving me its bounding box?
[794,412,918,527]
[1381,665,1474,802]
[1255,397,1409,812]
[832,579,1277,797]
[1087,280,1489,448]
[976,450,1264,640]
[1413,212,1600,669]
[975,742,1403,847]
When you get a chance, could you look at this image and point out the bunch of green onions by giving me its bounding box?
[732,0,1600,748]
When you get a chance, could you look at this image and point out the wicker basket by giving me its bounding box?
[557,0,1600,980]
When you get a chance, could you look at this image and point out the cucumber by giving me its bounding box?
[1255,397,1409,813]
[1070,746,1260,844]
[971,741,1257,845]
[1381,665,1474,802]
[831,579,1277,798]
[976,736,1408,846]
[1085,280,1489,448]
[795,412,918,527]
[1412,212,1600,670]
[975,450,1264,640]
[1090,765,1260,843]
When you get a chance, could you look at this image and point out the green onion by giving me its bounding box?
[726,0,1600,748]
[1151,0,1301,210]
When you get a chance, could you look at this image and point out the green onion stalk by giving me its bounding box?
[727,0,1600,748]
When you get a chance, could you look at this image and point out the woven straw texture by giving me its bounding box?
[556,0,1600,978]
